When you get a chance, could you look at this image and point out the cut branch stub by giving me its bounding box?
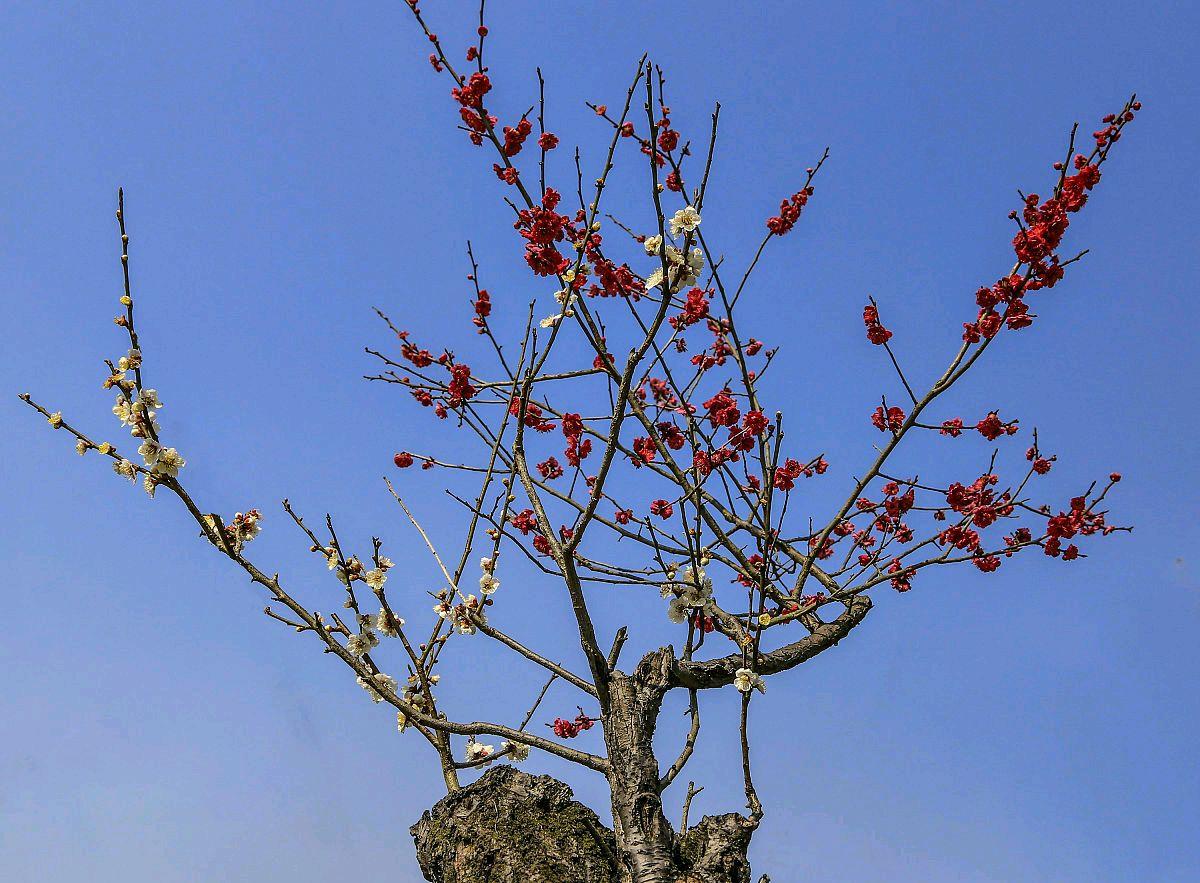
[411,765,619,883]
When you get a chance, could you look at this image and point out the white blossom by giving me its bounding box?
[139,389,163,412]
[668,206,702,236]
[733,668,766,694]
[152,447,185,478]
[113,397,134,426]
[118,348,142,370]
[113,458,137,480]
[479,572,500,595]
[346,630,379,657]
[75,439,89,456]
[644,244,705,293]
[643,234,663,255]
[358,671,397,702]
[363,568,387,591]
[466,740,495,765]
[503,740,530,762]
[376,609,404,637]
[450,595,485,634]
[228,511,262,547]
[661,565,714,623]
[138,438,160,467]
[378,555,394,570]
[397,710,410,733]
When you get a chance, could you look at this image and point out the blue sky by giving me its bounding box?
[2,2,1197,881]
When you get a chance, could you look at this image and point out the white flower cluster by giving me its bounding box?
[200,510,264,553]
[136,438,186,496]
[733,668,766,694]
[346,627,380,657]
[502,740,530,762]
[668,206,702,237]
[105,363,188,497]
[395,672,439,732]
[433,590,486,635]
[375,607,405,638]
[539,287,579,330]
[465,739,495,765]
[643,234,705,293]
[325,551,394,593]
[478,556,500,596]
[660,565,714,623]
[357,671,398,702]
[227,510,262,551]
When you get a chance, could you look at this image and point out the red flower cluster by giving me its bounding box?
[537,456,564,480]
[945,473,1013,529]
[393,451,414,468]
[451,71,491,107]
[871,405,906,433]
[669,287,710,329]
[940,418,964,437]
[509,395,556,432]
[766,186,814,235]
[514,188,575,277]
[743,410,769,436]
[963,103,1139,343]
[773,458,806,491]
[657,421,686,451]
[888,558,913,592]
[589,255,645,299]
[649,499,673,519]
[398,330,438,368]
[703,389,740,429]
[862,304,892,345]
[551,710,597,739]
[502,118,533,156]
[975,411,1019,441]
[447,363,476,406]
[510,509,538,534]
[451,72,496,145]
[493,163,520,185]
[939,524,981,552]
[561,413,592,466]
[471,288,491,331]
[1044,493,1111,558]
[632,436,657,465]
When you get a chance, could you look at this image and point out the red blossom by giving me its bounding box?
[871,405,906,433]
[767,186,814,235]
[649,499,674,519]
[862,304,893,345]
[537,456,564,480]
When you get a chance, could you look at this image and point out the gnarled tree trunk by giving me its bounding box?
[411,766,756,883]
[411,648,758,883]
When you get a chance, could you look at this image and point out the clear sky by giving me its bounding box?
[2,2,1197,881]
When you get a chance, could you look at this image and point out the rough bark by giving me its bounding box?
[411,648,758,883]
[411,765,619,883]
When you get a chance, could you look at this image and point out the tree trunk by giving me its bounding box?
[411,649,757,883]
